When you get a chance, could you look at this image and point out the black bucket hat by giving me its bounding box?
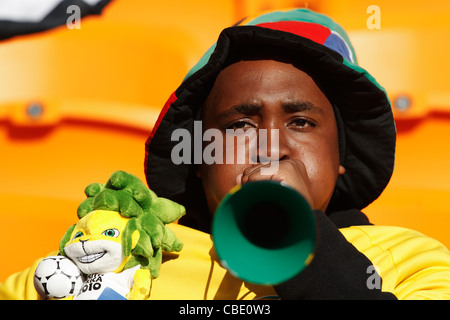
[144,8,396,229]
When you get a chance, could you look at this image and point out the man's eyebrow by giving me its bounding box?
[282,101,325,115]
[217,101,324,117]
[218,103,262,117]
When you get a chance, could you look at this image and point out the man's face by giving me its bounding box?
[198,59,345,214]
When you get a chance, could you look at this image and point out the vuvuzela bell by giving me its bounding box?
[212,180,316,285]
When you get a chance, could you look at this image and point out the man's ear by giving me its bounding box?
[338,165,346,175]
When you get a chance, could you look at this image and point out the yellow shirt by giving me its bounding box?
[2,223,450,300]
[340,225,450,300]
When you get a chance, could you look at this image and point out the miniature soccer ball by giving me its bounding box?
[34,256,84,299]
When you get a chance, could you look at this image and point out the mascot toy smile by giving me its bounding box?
[36,171,185,300]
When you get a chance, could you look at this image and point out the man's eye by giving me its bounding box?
[226,121,254,130]
[288,118,316,129]
[73,231,83,240]
[102,229,120,238]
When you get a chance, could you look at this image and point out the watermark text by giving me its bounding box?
[67,5,81,29]
[171,121,279,175]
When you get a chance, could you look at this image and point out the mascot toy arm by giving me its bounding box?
[51,171,185,300]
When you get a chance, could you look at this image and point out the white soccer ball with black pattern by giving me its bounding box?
[34,256,84,299]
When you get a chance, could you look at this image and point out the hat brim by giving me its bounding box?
[145,26,396,225]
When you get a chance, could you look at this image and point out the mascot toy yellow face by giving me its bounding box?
[59,171,185,280]
[64,210,140,275]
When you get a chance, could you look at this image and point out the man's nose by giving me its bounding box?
[254,128,291,163]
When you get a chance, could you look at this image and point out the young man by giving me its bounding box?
[2,8,450,300]
[144,8,450,299]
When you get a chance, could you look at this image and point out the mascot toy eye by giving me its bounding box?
[35,171,185,300]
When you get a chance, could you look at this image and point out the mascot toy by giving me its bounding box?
[34,171,185,300]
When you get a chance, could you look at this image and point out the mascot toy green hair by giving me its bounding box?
[38,171,185,300]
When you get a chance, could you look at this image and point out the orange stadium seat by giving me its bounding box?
[0,0,234,280]
[350,25,450,248]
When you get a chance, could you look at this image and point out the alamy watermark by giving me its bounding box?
[65,5,382,34]
[367,265,382,290]
[66,5,81,29]
[171,121,280,175]
[367,5,381,30]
